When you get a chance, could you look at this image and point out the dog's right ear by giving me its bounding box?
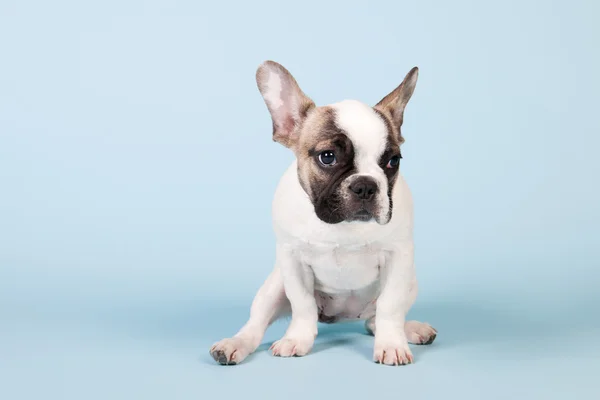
[256,61,315,149]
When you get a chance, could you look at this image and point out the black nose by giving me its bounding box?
[349,177,378,201]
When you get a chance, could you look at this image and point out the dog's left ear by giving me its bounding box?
[256,61,315,149]
[374,67,419,139]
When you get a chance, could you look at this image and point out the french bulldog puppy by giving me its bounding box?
[210,61,436,366]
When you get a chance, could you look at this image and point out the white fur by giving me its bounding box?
[211,100,433,366]
[261,68,301,127]
[264,72,284,109]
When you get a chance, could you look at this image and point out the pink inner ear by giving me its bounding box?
[258,63,313,146]
[271,81,298,137]
[281,115,295,136]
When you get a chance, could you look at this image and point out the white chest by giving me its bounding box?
[297,243,386,293]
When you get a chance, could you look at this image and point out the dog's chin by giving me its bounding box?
[345,208,390,225]
[348,209,374,222]
[313,198,390,225]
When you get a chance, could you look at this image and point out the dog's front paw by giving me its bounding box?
[373,337,414,366]
[270,337,314,357]
[210,337,254,365]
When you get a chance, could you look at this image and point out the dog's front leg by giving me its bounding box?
[270,244,318,357]
[374,242,416,366]
[210,267,290,365]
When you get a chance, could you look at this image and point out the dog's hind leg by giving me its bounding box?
[210,268,290,365]
[365,318,437,345]
[364,281,436,345]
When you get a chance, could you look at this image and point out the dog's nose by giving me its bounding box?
[349,177,378,201]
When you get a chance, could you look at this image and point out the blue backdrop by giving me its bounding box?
[1,0,598,398]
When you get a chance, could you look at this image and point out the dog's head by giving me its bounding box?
[256,61,418,225]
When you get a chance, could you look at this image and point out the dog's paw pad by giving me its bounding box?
[209,338,252,365]
[405,321,437,345]
[270,338,313,357]
[211,349,236,365]
[421,332,436,345]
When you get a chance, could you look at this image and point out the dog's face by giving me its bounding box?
[256,61,418,225]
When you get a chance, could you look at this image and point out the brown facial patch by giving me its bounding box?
[295,108,357,224]
[373,108,402,221]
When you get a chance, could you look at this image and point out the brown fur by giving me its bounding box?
[373,66,419,142]
[294,107,358,223]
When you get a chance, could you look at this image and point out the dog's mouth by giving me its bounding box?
[350,209,373,222]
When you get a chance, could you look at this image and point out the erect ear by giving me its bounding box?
[374,67,418,138]
[256,61,315,148]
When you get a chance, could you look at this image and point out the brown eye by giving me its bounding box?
[319,151,336,166]
[386,155,401,168]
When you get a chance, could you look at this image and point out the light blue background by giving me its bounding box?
[1,0,599,398]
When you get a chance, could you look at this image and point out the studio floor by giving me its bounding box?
[3,296,598,400]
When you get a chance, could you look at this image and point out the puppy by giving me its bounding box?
[210,61,436,366]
